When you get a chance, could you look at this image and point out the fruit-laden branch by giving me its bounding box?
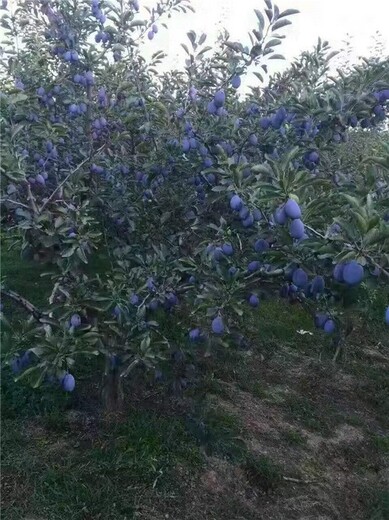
[305,225,389,280]
[365,254,389,279]
[0,288,59,327]
[39,144,106,213]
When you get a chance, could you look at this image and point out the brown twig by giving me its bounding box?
[365,254,389,279]
[0,288,58,327]
[283,476,315,484]
[1,199,30,210]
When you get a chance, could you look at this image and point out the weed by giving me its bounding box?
[243,454,282,494]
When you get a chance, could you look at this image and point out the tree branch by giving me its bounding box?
[365,254,389,279]
[1,199,30,210]
[25,181,38,214]
[39,145,105,213]
[0,288,58,326]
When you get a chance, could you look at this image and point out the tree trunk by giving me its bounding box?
[101,356,124,412]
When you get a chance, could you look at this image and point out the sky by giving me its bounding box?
[2,0,388,86]
[141,0,389,84]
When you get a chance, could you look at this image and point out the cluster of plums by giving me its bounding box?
[8,348,76,392]
[274,199,306,240]
[314,313,336,334]
[229,194,262,228]
[333,260,364,286]
[148,24,158,40]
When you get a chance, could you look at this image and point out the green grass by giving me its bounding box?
[248,299,317,349]
[237,378,269,398]
[282,394,336,435]
[372,435,389,454]
[243,454,283,494]
[349,363,389,429]
[2,244,389,519]
[1,242,52,310]
[2,411,203,520]
[1,238,111,313]
[280,429,307,446]
[186,406,247,461]
[370,490,389,520]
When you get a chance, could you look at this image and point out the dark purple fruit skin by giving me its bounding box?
[212,316,224,334]
[290,219,305,239]
[61,373,76,392]
[70,313,81,328]
[254,239,269,253]
[231,76,241,89]
[311,275,325,295]
[314,313,328,328]
[248,261,260,273]
[323,319,336,334]
[222,243,234,256]
[333,263,345,282]
[214,90,225,108]
[130,293,139,305]
[342,261,364,285]
[230,195,242,211]
[249,294,259,307]
[274,206,287,225]
[292,268,308,288]
[284,199,302,219]
[189,328,201,341]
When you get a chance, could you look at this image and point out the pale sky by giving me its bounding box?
[2,0,388,86]
[141,0,389,84]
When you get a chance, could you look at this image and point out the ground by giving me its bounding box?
[1,247,388,520]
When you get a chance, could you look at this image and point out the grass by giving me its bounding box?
[1,245,389,519]
[1,241,52,310]
[280,428,307,446]
[282,394,337,435]
[2,411,203,520]
[243,454,283,494]
[369,490,389,520]
[372,435,389,454]
[186,406,247,461]
[245,380,269,399]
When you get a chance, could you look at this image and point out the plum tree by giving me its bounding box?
[0,0,388,403]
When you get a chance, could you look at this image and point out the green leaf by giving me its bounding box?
[254,9,265,31]
[62,246,77,258]
[264,39,281,50]
[196,46,212,57]
[251,164,272,174]
[187,30,196,48]
[268,54,285,60]
[272,19,292,31]
[129,19,146,27]
[198,33,207,45]
[181,43,190,55]
[278,8,299,18]
[363,228,381,247]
